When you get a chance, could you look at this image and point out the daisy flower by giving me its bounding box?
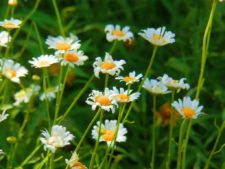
[105,24,134,43]
[116,71,143,85]
[86,88,117,113]
[0,59,28,83]
[142,78,170,95]
[158,74,190,92]
[29,55,58,68]
[14,85,40,106]
[0,18,22,29]
[0,110,9,123]
[8,0,18,6]
[172,96,204,119]
[92,119,127,146]
[112,87,140,103]
[45,35,80,53]
[139,27,175,46]
[219,0,224,2]
[39,85,62,101]
[66,152,87,169]
[93,52,126,78]
[57,49,88,68]
[0,31,11,47]
[40,125,74,153]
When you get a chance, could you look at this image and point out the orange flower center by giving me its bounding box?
[102,130,115,141]
[153,34,163,41]
[114,94,129,102]
[38,60,51,67]
[64,53,79,62]
[95,96,112,106]
[4,69,16,78]
[72,162,87,169]
[123,76,136,83]
[100,62,116,70]
[112,30,125,37]
[181,107,195,118]
[2,22,16,28]
[56,42,71,50]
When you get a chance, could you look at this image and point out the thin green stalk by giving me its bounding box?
[89,110,104,169]
[105,74,109,88]
[181,119,192,169]
[195,0,217,99]
[150,95,157,169]
[43,69,51,128]
[58,75,95,123]
[123,46,158,123]
[50,153,55,169]
[109,41,117,54]
[20,145,41,167]
[32,21,45,54]
[74,108,101,153]
[166,91,175,169]
[99,146,111,169]
[176,120,186,169]
[204,121,225,169]
[52,0,65,36]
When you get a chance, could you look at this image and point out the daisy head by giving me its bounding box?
[92,119,127,146]
[57,49,88,68]
[40,125,74,153]
[0,59,28,83]
[29,55,58,68]
[172,96,204,119]
[218,0,225,2]
[139,27,175,46]
[158,74,190,92]
[45,35,80,53]
[0,31,11,47]
[116,71,143,85]
[0,18,22,29]
[86,88,118,113]
[39,84,62,101]
[65,152,87,169]
[93,52,126,78]
[112,87,140,103]
[0,110,9,123]
[104,24,134,43]
[143,78,170,95]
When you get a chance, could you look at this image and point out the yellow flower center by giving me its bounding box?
[64,53,79,62]
[153,34,163,41]
[100,62,116,70]
[2,22,16,28]
[95,96,112,106]
[37,60,51,67]
[123,76,136,83]
[181,107,195,118]
[114,94,129,102]
[4,69,17,78]
[72,162,86,169]
[102,129,115,141]
[112,30,125,37]
[56,42,71,50]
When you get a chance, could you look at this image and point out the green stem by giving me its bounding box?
[109,41,117,54]
[57,75,95,123]
[195,0,217,99]
[52,0,65,36]
[166,91,175,169]
[176,120,186,169]
[99,146,111,169]
[49,153,55,169]
[104,74,109,88]
[150,95,157,169]
[204,121,225,169]
[123,46,158,123]
[32,21,45,54]
[89,110,104,169]
[20,145,41,167]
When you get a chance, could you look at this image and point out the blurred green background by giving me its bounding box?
[0,0,225,168]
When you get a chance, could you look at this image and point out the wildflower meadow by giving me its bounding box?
[1,0,225,169]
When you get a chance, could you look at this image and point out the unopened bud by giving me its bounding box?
[8,0,18,6]
[32,74,40,81]
[6,136,17,144]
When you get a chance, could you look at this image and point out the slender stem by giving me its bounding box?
[89,110,104,169]
[32,21,45,54]
[57,75,95,123]
[150,95,157,169]
[99,146,111,169]
[123,46,158,123]
[49,153,55,169]
[104,74,109,88]
[204,121,225,169]
[52,0,65,36]
[176,120,186,169]
[195,0,217,99]
[75,108,101,152]
[109,41,117,54]
[166,91,175,169]
[20,145,41,167]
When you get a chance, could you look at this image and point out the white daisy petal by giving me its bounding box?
[29,55,58,68]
